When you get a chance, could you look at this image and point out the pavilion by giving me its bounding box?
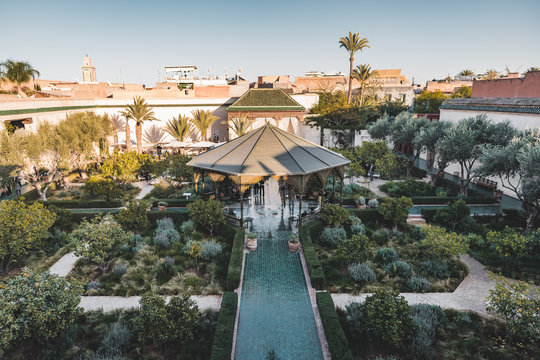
[187,123,350,225]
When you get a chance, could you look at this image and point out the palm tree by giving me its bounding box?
[109,114,125,145]
[143,125,166,147]
[119,110,132,152]
[122,96,157,153]
[458,69,474,76]
[228,115,251,137]
[524,66,540,74]
[483,69,500,80]
[191,109,218,141]
[0,59,40,93]
[353,64,373,105]
[339,32,370,104]
[164,114,194,141]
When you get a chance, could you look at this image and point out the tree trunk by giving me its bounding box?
[1,260,13,275]
[347,57,354,104]
[35,181,52,201]
[359,83,364,105]
[125,120,131,152]
[320,126,324,146]
[113,132,119,146]
[525,204,538,232]
[136,122,142,154]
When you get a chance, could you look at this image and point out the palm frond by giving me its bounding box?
[228,115,251,137]
[164,114,194,141]
[191,110,218,141]
[143,125,166,145]
[109,114,125,132]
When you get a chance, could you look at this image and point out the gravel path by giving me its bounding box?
[331,254,496,316]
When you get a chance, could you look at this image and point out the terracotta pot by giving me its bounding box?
[158,205,167,211]
[288,240,299,252]
[358,205,366,209]
[247,237,257,251]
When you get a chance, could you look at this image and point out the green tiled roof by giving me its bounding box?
[227,89,305,112]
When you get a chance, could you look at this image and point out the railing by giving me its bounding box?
[475,177,498,191]
[302,211,320,225]
[225,213,242,227]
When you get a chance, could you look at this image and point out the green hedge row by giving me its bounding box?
[410,196,495,205]
[348,208,384,224]
[210,292,238,360]
[226,227,245,291]
[316,292,353,360]
[300,221,326,289]
[66,209,190,224]
[148,198,195,207]
[40,199,123,208]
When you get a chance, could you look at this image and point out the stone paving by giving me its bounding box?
[49,252,79,277]
[133,181,154,200]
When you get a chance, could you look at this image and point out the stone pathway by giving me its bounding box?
[80,295,221,312]
[133,181,154,200]
[331,254,496,316]
[49,252,79,277]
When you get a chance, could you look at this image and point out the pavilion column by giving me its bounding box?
[298,176,304,228]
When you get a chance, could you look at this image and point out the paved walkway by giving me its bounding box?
[133,181,154,200]
[332,254,495,315]
[49,252,79,277]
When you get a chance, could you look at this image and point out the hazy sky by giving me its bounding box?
[2,0,539,86]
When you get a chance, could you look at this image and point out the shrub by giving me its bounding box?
[486,226,535,261]
[300,222,326,289]
[379,196,413,227]
[83,177,121,200]
[156,257,176,283]
[116,200,150,233]
[226,227,244,291]
[348,263,376,284]
[201,241,223,260]
[432,199,471,231]
[210,292,238,360]
[348,216,366,235]
[321,226,347,246]
[87,280,101,291]
[187,199,226,237]
[153,227,181,247]
[421,225,468,260]
[113,264,128,278]
[372,228,390,245]
[180,219,196,235]
[410,226,426,242]
[407,276,431,292]
[367,198,379,208]
[375,247,399,264]
[320,204,349,227]
[98,321,132,356]
[136,294,200,349]
[420,260,450,279]
[337,234,373,263]
[405,304,447,360]
[380,179,433,197]
[156,217,175,231]
[385,260,412,278]
[316,292,353,360]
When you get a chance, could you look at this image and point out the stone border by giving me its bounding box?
[230,232,249,360]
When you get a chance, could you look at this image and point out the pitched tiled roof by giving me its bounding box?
[227,89,305,112]
[440,98,540,115]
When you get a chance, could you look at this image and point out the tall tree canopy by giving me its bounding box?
[0,59,40,92]
[122,96,157,153]
[339,32,370,104]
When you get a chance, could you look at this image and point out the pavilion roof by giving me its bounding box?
[186,123,349,177]
[227,89,306,112]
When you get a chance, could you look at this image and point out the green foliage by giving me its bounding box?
[375,152,406,179]
[420,260,450,279]
[375,247,399,264]
[187,199,225,237]
[407,276,431,292]
[432,199,471,231]
[377,99,409,117]
[136,294,200,349]
[321,226,347,246]
[167,153,194,183]
[379,196,413,227]
[83,177,120,200]
[380,179,433,197]
[385,260,412,278]
[0,199,55,274]
[101,150,151,185]
[347,287,412,346]
[413,90,448,114]
[320,204,349,227]
[372,229,390,245]
[486,226,536,261]
[0,269,82,355]
[338,234,372,263]
[201,241,223,260]
[421,225,468,260]
[451,86,472,98]
[486,275,540,343]
[348,262,376,284]
[226,227,245,291]
[405,304,447,359]
[300,221,326,289]
[115,200,149,233]
[316,292,353,360]
[71,216,131,272]
[210,292,238,360]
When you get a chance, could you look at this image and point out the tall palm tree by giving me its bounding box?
[458,69,474,77]
[143,125,166,147]
[191,109,218,141]
[119,110,132,152]
[0,59,40,93]
[121,96,157,153]
[164,114,194,142]
[484,69,500,80]
[353,64,373,105]
[109,114,125,145]
[339,32,370,104]
[228,115,251,137]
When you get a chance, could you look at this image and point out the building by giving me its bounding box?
[425,80,472,95]
[255,75,292,91]
[81,55,97,83]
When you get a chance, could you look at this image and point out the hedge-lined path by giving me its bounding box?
[233,205,329,360]
[331,254,498,316]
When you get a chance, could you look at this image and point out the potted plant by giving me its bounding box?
[246,232,257,251]
[494,189,503,202]
[288,233,299,252]
[157,201,168,211]
[146,197,156,211]
[367,198,379,208]
[355,195,366,209]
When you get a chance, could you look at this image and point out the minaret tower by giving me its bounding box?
[81,54,97,83]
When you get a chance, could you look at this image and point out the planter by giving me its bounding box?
[356,204,366,209]
[247,236,257,251]
[288,240,299,252]
[158,205,167,211]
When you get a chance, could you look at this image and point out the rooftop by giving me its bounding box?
[227,89,305,112]
[440,97,540,115]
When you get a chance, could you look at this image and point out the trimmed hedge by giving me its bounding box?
[149,198,195,207]
[300,221,326,289]
[226,227,245,291]
[348,208,384,224]
[40,199,123,208]
[209,292,238,360]
[410,196,495,205]
[316,292,353,360]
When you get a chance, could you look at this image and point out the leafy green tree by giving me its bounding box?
[486,275,540,343]
[414,120,451,185]
[439,115,517,196]
[337,234,373,263]
[353,64,373,105]
[187,240,204,273]
[101,150,151,187]
[432,199,471,231]
[376,99,409,117]
[368,113,392,140]
[375,152,405,179]
[452,86,472,98]
[0,59,40,92]
[71,216,131,273]
[486,227,536,262]
[121,96,157,153]
[320,204,349,227]
[83,176,120,200]
[413,90,448,114]
[0,199,55,274]
[136,294,200,350]
[356,287,412,346]
[191,109,218,141]
[116,200,150,233]
[0,269,82,355]
[187,199,225,237]
[379,196,413,227]
[164,114,194,142]
[391,112,429,177]
[310,90,349,116]
[421,225,468,260]
[339,32,370,103]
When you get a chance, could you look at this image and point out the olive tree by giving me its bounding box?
[187,199,225,237]
[414,120,451,185]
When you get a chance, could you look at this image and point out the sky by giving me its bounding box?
[2,0,539,86]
